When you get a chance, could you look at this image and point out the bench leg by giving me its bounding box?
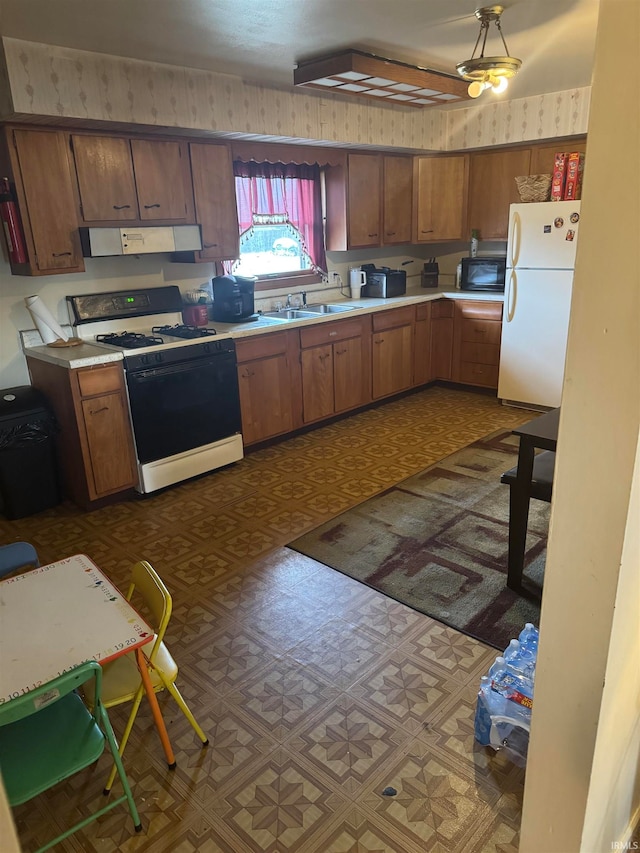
[507,441,535,593]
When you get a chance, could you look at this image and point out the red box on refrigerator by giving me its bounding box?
[563,152,585,201]
[551,152,569,201]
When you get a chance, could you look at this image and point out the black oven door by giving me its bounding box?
[125,350,241,464]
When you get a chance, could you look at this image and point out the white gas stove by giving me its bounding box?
[66,285,243,494]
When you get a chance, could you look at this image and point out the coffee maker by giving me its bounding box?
[211,275,257,323]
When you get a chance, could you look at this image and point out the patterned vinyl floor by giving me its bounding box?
[1,386,535,853]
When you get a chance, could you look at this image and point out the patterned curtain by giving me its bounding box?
[232,160,326,272]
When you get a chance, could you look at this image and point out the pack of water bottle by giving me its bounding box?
[473,622,539,766]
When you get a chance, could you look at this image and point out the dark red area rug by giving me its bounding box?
[289,430,546,650]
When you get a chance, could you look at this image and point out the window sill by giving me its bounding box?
[254,271,324,292]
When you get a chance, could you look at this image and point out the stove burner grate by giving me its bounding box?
[152,324,217,339]
[96,332,165,349]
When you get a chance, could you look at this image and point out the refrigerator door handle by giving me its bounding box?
[505,268,517,322]
[510,211,521,268]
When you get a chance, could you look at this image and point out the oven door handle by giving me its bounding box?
[128,355,229,382]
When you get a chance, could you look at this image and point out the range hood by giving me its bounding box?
[79,225,202,257]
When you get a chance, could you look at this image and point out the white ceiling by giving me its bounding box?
[0,0,600,107]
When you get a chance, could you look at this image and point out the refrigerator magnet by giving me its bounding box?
[566,229,575,241]
[554,217,564,228]
[570,212,580,223]
[544,224,552,233]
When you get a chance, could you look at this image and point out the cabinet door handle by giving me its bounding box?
[89,406,108,415]
[143,203,161,209]
[386,231,396,236]
[368,233,378,238]
[374,338,384,344]
[319,353,330,361]
[242,369,255,378]
[421,229,434,234]
[203,242,218,248]
[329,331,337,337]
[336,348,347,355]
[113,204,131,210]
[52,251,72,257]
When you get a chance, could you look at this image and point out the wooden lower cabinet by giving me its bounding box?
[430,300,455,380]
[235,332,296,445]
[371,306,414,399]
[452,300,503,388]
[300,317,371,423]
[413,302,432,385]
[26,359,137,506]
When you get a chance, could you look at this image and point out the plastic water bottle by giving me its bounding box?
[488,655,507,680]
[503,639,536,678]
[519,623,539,653]
[473,675,493,745]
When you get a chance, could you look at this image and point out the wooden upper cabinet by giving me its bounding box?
[11,129,84,274]
[130,139,194,222]
[189,143,239,260]
[72,134,195,225]
[414,155,468,242]
[529,139,587,176]
[383,155,413,245]
[347,154,382,248]
[467,148,532,240]
[72,135,138,222]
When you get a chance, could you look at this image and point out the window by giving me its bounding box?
[226,161,326,288]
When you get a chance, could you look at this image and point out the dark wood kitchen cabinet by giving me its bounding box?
[299,316,371,423]
[452,299,503,388]
[71,134,195,225]
[371,306,414,399]
[5,128,84,275]
[467,148,532,240]
[413,301,432,386]
[235,332,297,445]
[347,153,382,248]
[26,358,137,506]
[414,154,469,242]
[430,299,454,380]
[187,142,240,261]
[383,155,413,245]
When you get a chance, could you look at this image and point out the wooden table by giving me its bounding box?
[507,408,560,597]
[0,554,176,767]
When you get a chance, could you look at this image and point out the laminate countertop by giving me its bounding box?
[22,288,504,370]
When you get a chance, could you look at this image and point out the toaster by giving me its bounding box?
[361,266,407,298]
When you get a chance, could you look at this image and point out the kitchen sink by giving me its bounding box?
[305,304,356,313]
[260,309,324,321]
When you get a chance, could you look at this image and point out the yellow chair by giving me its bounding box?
[85,560,208,793]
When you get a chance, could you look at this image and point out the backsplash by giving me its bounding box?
[2,37,589,150]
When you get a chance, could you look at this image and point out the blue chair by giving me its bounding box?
[0,542,40,578]
[0,661,142,852]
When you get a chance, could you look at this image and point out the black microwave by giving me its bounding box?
[460,257,506,292]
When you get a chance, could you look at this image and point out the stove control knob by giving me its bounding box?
[154,352,163,363]
[140,355,149,365]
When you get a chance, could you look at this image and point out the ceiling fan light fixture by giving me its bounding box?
[456,5,522,98]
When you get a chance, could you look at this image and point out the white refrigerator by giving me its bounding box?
[498,199,581,409]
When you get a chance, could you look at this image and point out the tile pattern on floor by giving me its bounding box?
[0,386,534,852]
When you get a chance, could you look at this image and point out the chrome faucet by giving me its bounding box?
[285,293,293,308]
[299,290,307,307]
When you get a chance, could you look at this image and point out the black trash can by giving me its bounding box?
[0,385,61,519]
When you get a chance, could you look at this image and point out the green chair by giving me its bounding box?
[0,661,142,852]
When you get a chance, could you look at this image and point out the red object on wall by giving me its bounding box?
[0,177,28,264]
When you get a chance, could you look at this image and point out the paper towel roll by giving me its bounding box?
[25,295,68,344]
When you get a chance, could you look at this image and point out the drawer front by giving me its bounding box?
[431,299,454,319]
[76,364,123,397]
[456,300,503,321]
[415,302,431,321]
[460,341,500,366]
[461,318,502,346]
[299,317,364,348]
[372,305,415,331]
[235,331,288,363]
[459,361,499,387]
